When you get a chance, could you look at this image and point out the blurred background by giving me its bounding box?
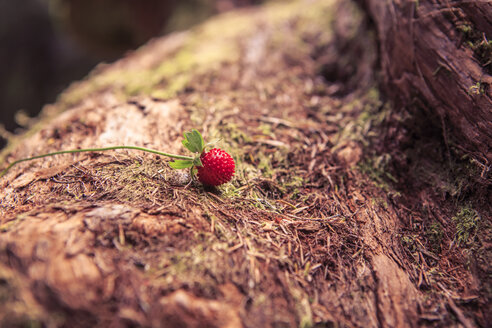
[0,0,263,148]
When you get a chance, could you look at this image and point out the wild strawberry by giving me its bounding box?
[197,148,235,186]
[2,129,237,188]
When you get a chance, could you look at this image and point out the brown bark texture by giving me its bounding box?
[362,0,492,163]
[0,0,490,328]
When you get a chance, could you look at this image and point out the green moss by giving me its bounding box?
[286,176,304,189]
[401,234,418,253]
[58,0,336,109]
[468,81,486,95]
[457,24,473,35]
[452,207,479,247]
[426,221,443,253]
[57,14,246,106]
[332,88,403,195]
[258,155,274,178]
[358,155,399,195]
[457,23,492,69]
[218,123,252,145]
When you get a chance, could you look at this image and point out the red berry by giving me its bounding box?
[197,148,235,186]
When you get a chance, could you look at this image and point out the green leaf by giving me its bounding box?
[182,139,192,151]
[169,159,194,169]
[182,129,204,153]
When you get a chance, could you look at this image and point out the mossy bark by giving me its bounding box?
[0,1,489,327]
[362,0,492,163]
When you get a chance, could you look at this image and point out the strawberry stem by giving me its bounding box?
[0,146,194,177]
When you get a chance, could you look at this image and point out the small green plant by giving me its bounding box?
[401,234,418,253]
[468,81,486,95]
[1,129,235,186]
[452,207,479,247]
[457,22,492,68]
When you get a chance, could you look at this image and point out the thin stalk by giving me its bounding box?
[0,146,194,177]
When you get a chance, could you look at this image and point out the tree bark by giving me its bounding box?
[0,0,489,327]
[362,0,492,164]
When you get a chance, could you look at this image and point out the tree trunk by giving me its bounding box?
[0,0,489,327]
[362,0,492,164]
